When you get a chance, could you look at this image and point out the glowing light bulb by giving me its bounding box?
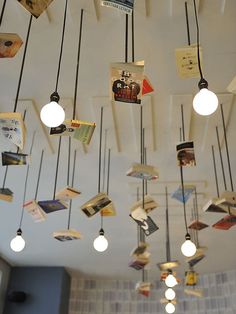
[165,288,176,301]
[93,229,108,252]
[10,229,25,253]
[165,274,178,288]
[181,233,197,257]
[165,302,175,314]
[40,92,65,127]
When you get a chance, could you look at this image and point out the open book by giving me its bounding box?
[0,188,13,202]
[50,119,96,145]
[184,288,203,297]
[100,202,116,216]
[217,191,236,210]
[53,229,82,242]
[24,199,46,222]
[157,260,180,271]
[2,152,30,166]
[0,33,23,58]
[126,163,159,181]
[81,192,112,217]
[0,112,26,150]
[135,281,152,297]
[202,198,229,214]
[186,247,207,267]
[130,242,149,256]
[17,0,54,18]
[55,186,81,202]
[171,185,195,203]
[142,76,154,95]
[176,141,196,167]
[38,199,68,214]
[212,215,236,230]
[130,194,158,214]
[188,220,209,231]
[129,251,150,270]
[130,206,159,236]
[101,0,134,15]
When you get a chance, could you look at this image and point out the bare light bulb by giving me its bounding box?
[165,302,175,314]
[165,288,176,301]
[40,92,65,128]
[193,78,218,116]
[181,233,197,257]
[10,229,25,253]
[165,273,178,288]
[93,229,108,252]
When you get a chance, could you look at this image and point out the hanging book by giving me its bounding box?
[142,76,154,95]
[187,253,205,268]
[176,141,196,167]
[0,112,26,150]
[55,186,81,202]
[110,61,144,104]
[130,194,158,214]
[81,192,112,217]
[2,152,30,166]
[130,242,148,256]
[53,229,82,242]
[0,188,13,202]
[175,45,202,79]
[24,199,46,222]
[17,0,54,18]
[188,220,209,231]
[126,163,159,181]
[218,191,236,208]
[100,202,116,216]
[157,260,180,271]
[130,206,159,236]
[50,120,96,145]
[212,215,236,230]
[135,281,152,297]
[38,199,68,214]
[184,288,203,297]
[129,251,150,270]
[101,0,134,15]
[171,185,195,203]
[185,270,198,286]
[202,198,228,214]
[0,33,23,58]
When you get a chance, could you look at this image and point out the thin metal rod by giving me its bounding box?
[55,0,68,92]
[194,187,199,221]
[137,187,140,246]
[220,103,234,192]
[131,10,134,62]
[193,0,203,79]
[53,136,62,199]
[185,1,191,46]
[102,129,108,192]
[73,9,84,120]
[2,166,8,188]
[0,0,7,27]
[142,269,145,282]
[216,126,227,191]
[106,149,111,195]
[212,145,220,198]
[67,137,71,186]
[125,14,128,62]
[68,150,77,229]
[144,147,147,195]
[180,166,188,233]
[98,107,103,194]
[140,106,143,164]
[181,104,186,141]
[34,150,44,200]
[19,131,36,229]
[13,15,33,112]
[165,187,171,262]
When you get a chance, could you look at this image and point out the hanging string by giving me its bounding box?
[211,145,220,198]
[68,150,77,230]
[216,126,227,191]
[106,149,111,195]
[98,107,104,229]
[136,187,140,247]
[102,129,108,192]
[13,15,33,113]
[34,150,44,200]
[73,8,84,120]
[0,0,6,27]
[194,197,199,248]
[53,136,62,199]
[220,103,234,192]
[144,147,148,195]
[67,137,71,186]
[55,0,68,92]
[131,11,134,62]
[165,186,171,262]
[19,131,36,229]
[185,1,191,46]
[125,14,128,62]
[193,0,203,80]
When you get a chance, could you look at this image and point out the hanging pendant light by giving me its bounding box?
[40,0,68,127]
[10,228,25,252]
[181,233,197,257]
[165,288,176,301]
[192,0,218,116]
[93,228,108,252]
[165,271,178,288]
[165,302,175,314]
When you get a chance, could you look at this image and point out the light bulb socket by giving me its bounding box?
[167,269,173,274]
[198,78,208,90]
[50,92,60,103]
[99,228,105,236]
[16,228,22,236]
[185,233,191,241]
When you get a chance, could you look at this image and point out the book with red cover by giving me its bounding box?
[142,76,154,95]
[188,220,209,231]
[212,215,236,230]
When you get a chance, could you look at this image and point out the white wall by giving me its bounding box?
[0,258,10,314]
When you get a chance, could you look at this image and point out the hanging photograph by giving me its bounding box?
[176,141,196,167]
[0,33,23,58]
[110,62,144,104]
[2,152,30,166]
[101,0,134,15]
[17,0,54,18]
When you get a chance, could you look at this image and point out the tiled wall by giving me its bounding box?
[69,269,236,314]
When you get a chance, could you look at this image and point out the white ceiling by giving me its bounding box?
[0,0,236,280]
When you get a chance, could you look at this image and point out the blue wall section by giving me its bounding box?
[3,267,70,314]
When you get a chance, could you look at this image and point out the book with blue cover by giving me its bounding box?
[171,185,195,203]
[38,200,67,214]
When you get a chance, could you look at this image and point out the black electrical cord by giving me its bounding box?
[193,0,203,80]
[0,0,6,27]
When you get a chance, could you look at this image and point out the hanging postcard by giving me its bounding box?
[0,112,26,150]
[110,61,144,104]
[17,0,55,18]
[0,33,23,58]
[176,141,196,167]
[101,0,134,15]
